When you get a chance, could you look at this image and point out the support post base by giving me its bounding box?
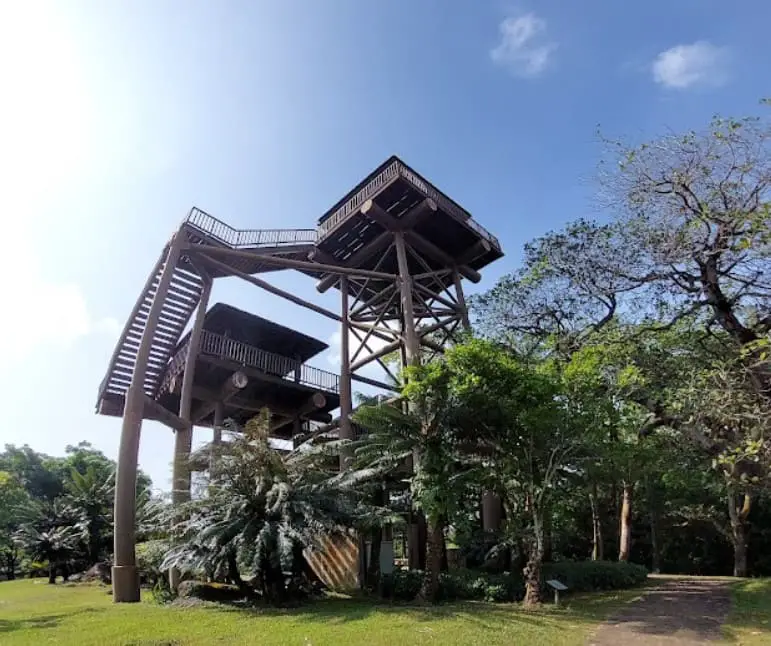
[112,565,140,603]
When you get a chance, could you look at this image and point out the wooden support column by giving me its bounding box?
[113,234,183,603]
[210,401,224,476]
[173,275,213,506]
[393,231,419,365]
[339,276,353,469]
[453,271,471,331]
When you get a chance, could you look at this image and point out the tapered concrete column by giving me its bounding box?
[454,272,501,528]
[339,276,353,469]
[113,234,183,603]
[208,400,224,475]
[173,275,212,506]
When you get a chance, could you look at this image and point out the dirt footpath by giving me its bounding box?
[588,578,732,645]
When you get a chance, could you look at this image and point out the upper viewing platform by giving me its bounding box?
[315,156,502,269]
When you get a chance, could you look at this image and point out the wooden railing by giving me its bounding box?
[316,160,501,250]
[395,162,501,250]
[317,160,401,239]
[185,207,317,248]
[160,330,340,395]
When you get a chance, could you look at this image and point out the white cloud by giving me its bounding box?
[0,260,120,361]
[490,12,557,77]
[652,41,729,89]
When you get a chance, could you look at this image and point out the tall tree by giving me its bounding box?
[0,471,31,579]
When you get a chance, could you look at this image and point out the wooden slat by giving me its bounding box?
[140,301,189,324]
[169,278,202,299]
[165,290,198,310]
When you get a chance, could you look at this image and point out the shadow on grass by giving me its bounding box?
[721,578,771,643]
[0,607,105,634]
[202,585,651,630]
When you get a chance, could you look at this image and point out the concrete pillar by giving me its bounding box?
[173,275,212,506]
[210,401,224,474]
[113,234,183,603]
[454,271,500,527]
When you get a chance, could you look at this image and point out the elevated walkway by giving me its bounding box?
[96,209,317,414]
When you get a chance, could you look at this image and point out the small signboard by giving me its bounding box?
[546,579,568,605]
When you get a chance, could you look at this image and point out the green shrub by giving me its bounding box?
[381,561,646,603]
[541,561,648,594]
[136,540,170,588]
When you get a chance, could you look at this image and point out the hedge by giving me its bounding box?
[382,560,648,603]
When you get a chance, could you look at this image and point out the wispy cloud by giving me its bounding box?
[652,41,730,89]
[490,12,557,78]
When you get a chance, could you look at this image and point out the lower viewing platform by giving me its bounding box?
[98,304,341,439]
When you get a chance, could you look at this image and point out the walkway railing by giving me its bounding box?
[185,207,317,248]
[160,329,340,395]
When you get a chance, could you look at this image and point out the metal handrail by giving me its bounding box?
[185,208,317,249]
[160,329,340,395]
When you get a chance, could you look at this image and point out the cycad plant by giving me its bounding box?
[64,466,114,564]
[162,410,356,603]
[14,523,83,583]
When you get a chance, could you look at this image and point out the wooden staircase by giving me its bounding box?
[96,208,319,414]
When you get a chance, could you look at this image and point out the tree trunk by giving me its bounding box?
[543,505,553,563]
[645,475,661,573]
[418,517,444,602]
[48,565,56,584]
[227,552,247,592]
[618,483,633,562]
[650,512,661,574]
[367,527,383,588]
[590,483,604,561]
[727,491,750,577]
[523,505,544,607]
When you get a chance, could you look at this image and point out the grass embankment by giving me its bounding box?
[722,578,771,645]
[0,578,647,646]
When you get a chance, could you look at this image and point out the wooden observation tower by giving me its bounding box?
[96,155,503,602]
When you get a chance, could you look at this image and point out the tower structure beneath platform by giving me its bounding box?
[96,155,503,602]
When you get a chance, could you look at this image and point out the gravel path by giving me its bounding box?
[588,578,732,645]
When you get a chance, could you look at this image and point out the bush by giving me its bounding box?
[136,540,170,588]
[381,561,646,603]
[541,561,648,594]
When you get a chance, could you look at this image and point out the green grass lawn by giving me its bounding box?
[722,578,771,645]
[0,578,648,646]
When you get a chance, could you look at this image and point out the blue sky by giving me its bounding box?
[1,0,769,490]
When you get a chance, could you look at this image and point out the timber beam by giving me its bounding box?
[314,232,393,293]
[142,396,191,432]
[191,244,397,281]
[404,231,481,283]
[360,198,438,232]
[191,371,248,423]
